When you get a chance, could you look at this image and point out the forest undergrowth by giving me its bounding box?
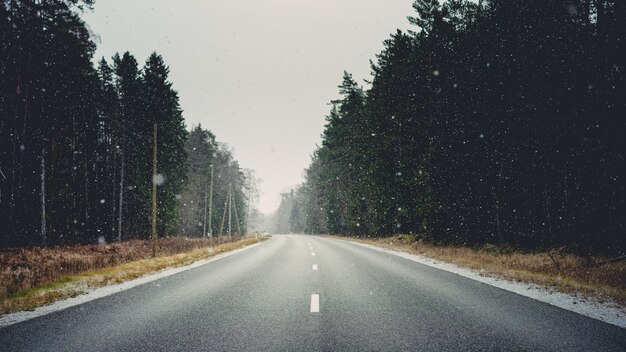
[0,236,268,315]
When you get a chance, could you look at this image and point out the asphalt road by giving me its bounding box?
[1,235,624,351]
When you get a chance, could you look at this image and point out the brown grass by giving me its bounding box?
[0,236,269,315]
[331,235,626,307]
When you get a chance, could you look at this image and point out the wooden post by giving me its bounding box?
[232,189,242,236]
[151,123,158,257]
[203,169,208,237]
[219,188,228,237]
[228,183,232,239]
[208,164,214,237]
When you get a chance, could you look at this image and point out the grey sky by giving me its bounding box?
[83,0,414,214]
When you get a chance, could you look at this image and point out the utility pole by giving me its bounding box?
[208,164,214,237]
[219,187,228,237]
[151,123,158,258]
[228,183,232,239]
[247,178,252,235]
[203,168,208,237]
[233,190,242,236]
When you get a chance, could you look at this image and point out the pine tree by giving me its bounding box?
[295,0,625,254]
[113,52,148,239]
[142,52,188,235]
[180,125,217,236]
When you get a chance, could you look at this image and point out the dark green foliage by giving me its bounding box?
[180,125,217,236]
[0,0,99,245]
[142,53,188,236]
[0,1,249,247]
[112,52,147,239]
[278,0,625,254]
[179,126,249,237]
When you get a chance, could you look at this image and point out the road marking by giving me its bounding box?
[310,294,320,313]
[312,264,318,271]
[312,252,315,256]
[0,240,269,328]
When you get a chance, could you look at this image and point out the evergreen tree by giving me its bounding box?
[142,52,188,235]
[93,57,120,241]
[112,52,148,239]
[0,1,251,248]
[0,0,99,246]
[294,0,625,254]
[180,125,217,236]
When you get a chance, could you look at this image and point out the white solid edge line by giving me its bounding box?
[311,294,320,313]
[312,264,318,271]
[0,239,270,328]
[335,238,626,329]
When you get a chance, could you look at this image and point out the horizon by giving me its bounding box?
[82,0,414,214]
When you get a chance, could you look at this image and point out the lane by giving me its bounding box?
[1,235,321,352]
[1,234,624,351]
[307,236,626,351]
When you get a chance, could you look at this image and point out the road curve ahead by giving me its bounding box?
[1,235,624,351]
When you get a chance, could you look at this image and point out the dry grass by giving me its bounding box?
[332,235,626,307]
[0,236,268,315]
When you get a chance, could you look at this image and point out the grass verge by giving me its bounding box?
[1,236,269,315]
[330,235,626,307]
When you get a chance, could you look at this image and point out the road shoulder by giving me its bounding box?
[0,238,270,328]
[330,236,626,329]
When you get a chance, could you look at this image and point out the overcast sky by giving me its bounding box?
[83,0,414,214]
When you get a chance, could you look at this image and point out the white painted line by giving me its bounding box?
[0,240,270,328]
[311,252,315,256]
[339,239,626,329]
[312,264,318,271]
[310,294,320,313]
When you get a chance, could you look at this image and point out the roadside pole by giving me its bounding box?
[218,187,228,237]
[203,168,208,237]
[247,180,252,236]
[151,123,158,258]
[233,190,242,235]
[228,183,232,239]
[208,164,214,237]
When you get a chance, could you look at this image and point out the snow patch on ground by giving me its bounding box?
[0,241,266,328]
[348,240,626,329]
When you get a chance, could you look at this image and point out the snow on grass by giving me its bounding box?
[0,240,267,327]
[346,240,626,329]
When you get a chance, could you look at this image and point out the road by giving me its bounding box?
[1,235,624,351]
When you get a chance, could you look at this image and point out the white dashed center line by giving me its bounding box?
[312,264,318,271]
[310,294,320,313]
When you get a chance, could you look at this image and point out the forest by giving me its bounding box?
[275,0,625,254]
[0,0,251,248]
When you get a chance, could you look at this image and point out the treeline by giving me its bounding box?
[0,0,249,248]
[180,126,250,238]
[277,0,625,253]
